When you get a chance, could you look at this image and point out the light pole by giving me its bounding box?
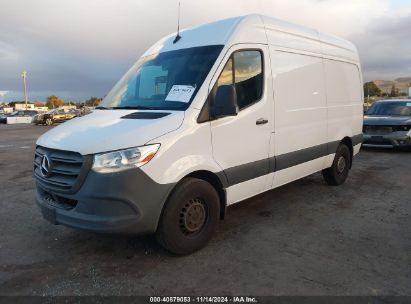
[21,70,28,109]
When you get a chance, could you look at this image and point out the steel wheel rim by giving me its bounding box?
[337,156,346,173]
[179,198,207,235]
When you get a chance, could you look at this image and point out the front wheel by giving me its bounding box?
[322,144,351,186]
[156,178,220,255]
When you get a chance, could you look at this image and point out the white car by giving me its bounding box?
[33,15,363,255]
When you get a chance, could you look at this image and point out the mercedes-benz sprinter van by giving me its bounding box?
[34,15,363,255]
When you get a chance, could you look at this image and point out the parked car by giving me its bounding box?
[363,99,411,147]
[0,113,7,124]
[0,110,38,124]
[33,15,363,255]
[34,108,78,126]
[68,108,81,116]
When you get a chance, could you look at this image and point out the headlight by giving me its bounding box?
[92,144,160,173]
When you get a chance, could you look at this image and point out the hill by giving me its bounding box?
[373,78,411,94]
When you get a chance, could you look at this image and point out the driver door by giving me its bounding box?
[210,45,273,205]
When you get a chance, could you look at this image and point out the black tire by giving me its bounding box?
[322,144,351,186]
[45,118,53,126]
[156,177,220,255]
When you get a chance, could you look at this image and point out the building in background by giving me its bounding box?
[15,103,34,110]
[1,107,14,113]
[14,103,49,112]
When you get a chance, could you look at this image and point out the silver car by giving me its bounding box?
[363,99,411,148]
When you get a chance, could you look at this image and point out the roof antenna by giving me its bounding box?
[173,1,182,44]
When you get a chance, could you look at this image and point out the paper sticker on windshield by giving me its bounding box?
[165,85,195,103]
[407,102,411,106]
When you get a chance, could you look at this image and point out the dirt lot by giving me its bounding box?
[0,124,410,296]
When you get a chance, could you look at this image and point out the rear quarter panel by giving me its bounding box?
[324,58,363,159]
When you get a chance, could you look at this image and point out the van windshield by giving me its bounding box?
[100,45,223,111]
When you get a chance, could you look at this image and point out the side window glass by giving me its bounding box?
[233,51,263,109]
[217,58,233,87]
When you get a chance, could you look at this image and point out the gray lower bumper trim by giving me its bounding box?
[36,168,175,234]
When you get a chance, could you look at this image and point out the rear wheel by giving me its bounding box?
[322,143,351,186]
[156,178,220,255]
[45,118,53,126]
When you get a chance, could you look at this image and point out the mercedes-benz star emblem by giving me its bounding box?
[40,155,52,177]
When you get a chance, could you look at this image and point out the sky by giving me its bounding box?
[0,0,410,102]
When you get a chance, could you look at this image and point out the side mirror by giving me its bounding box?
[211,85,238,119]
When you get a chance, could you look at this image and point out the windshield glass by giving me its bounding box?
[100,45,223,111]
[367,101,411,116]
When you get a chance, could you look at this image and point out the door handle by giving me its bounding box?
[256,118,268,125]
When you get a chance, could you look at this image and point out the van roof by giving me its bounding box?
[143,14,359,62]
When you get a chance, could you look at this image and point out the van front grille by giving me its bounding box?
[33,146,92,193]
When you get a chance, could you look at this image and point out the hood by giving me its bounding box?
[363,115,411,126]
[36,110,184,155]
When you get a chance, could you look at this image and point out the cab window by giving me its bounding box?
[217,58,233,87]
[215,50,263,110]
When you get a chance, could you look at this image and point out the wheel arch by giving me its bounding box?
[159,169,228,226]
[185,170,227,220]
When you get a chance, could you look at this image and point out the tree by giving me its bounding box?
[46,95,64,109]
[7,101,23,107]
[84,96,102,107]
[363,81,382,97]
[389,84,399,97]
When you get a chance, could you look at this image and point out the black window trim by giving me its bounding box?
[197,47,265,123]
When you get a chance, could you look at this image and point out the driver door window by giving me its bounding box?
[214,50,263,110]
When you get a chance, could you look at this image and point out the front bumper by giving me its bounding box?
[35,168,175,235]
[363,131,411,147]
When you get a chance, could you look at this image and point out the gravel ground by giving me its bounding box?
[0,124,410,296]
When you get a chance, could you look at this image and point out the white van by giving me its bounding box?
[34,15,363,254]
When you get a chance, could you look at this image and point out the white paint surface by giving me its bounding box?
[6,117,33,124]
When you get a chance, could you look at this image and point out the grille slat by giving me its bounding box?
[50,156,82,164]
[33,146,87,192]
[34,156,41,166]
[52,163,80,175]
[34,170,74,188]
